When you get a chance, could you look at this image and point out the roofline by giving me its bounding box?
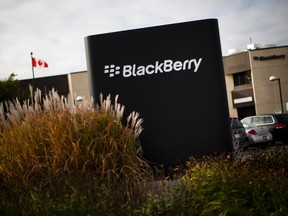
[224,44,288,57]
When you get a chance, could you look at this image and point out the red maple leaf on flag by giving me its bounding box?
[32,57,48,68]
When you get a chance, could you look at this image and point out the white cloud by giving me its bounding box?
[0,0,288,80]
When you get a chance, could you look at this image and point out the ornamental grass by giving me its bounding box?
[0,87,153,215]
[1,87,288,215]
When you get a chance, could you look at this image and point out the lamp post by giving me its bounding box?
[74,95,84,105]
[269,75,284,113]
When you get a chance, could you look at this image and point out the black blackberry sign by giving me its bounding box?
[85,19,232,168]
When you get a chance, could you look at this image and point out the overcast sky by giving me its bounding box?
[1,0,288,80]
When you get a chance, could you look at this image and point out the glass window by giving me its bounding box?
[264,116,273,124]
[276,114,288,124]
[233,71,251,86]
[231,118,243,129]
[252,117,264,125]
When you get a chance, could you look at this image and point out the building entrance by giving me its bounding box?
[237,106,256,120]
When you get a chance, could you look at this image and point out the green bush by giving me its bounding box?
[137,153,288,216]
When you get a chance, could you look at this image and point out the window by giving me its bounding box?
[251,116,274,125]
[233,71,251,86]
[241,117,252,125]
[252,117,264,125]
[264,116,273,124]
[276,114,288,124]
[230,118,243,129]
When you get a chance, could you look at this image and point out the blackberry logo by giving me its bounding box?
[104,58,202,78]
[104,65,121,77]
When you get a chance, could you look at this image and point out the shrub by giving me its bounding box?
[0,87,153,215]
[1,87,288,215]
[137,152,288,216]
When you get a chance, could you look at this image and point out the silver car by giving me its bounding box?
[243,125,273,148]
[241,114,288,144]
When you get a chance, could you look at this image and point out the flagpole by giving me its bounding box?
[30,52,36,107]
[30,52,35,93]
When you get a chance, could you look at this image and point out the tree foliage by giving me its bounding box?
[0,73,29,103]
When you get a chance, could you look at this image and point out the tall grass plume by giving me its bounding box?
[0,87,153,214]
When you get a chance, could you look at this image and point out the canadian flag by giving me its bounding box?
[32,57,48,68]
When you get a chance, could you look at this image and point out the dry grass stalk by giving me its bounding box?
[0,87,153,203]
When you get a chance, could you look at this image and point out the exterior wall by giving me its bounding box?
[67,71,89,105]
[223,51,250,75]
[223,45,288,118]
[19,74,70,98]
[223,52,252,117]
[19,72,89,107]
[224,75,237,117]
[249,47,288,114]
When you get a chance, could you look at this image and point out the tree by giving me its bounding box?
[0,73,29,103]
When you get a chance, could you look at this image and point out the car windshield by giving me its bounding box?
[231,118,243,129]
[276,114,288,124]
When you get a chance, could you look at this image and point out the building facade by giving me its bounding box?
[67,71,90,105]
[19,71,90,107]
[19,44,288,120]
[19,74,70,99]
[224,45,288,119]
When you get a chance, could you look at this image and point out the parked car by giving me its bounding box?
[230,117,249,151]
[241,114,288,144]
[243,124,273,148]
